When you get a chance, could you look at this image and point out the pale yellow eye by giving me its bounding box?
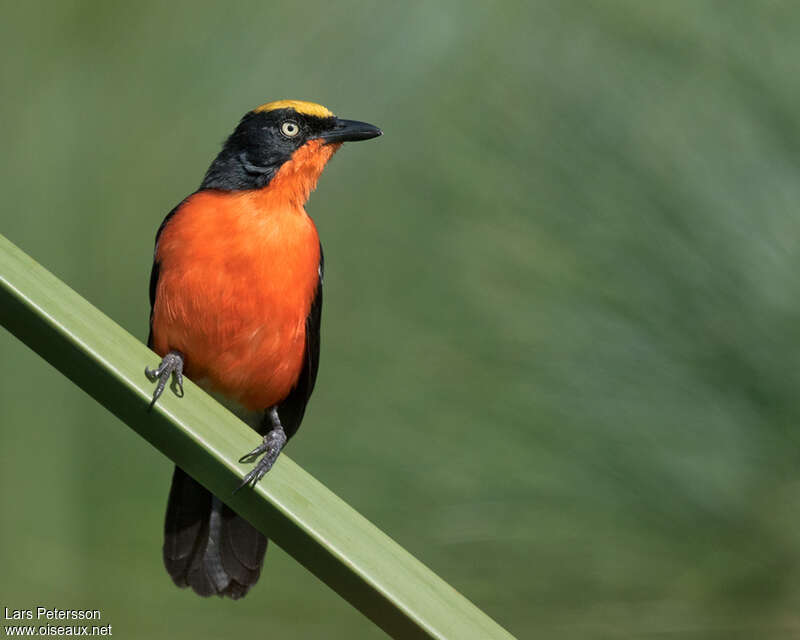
[281,121,300,137]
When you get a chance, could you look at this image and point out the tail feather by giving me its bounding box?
[163,467,210,583]
[163,466,267,599]
[220,507,268,585]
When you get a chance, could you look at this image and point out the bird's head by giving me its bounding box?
[200,100,381,205]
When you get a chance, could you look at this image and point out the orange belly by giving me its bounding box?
[151,189,320,411]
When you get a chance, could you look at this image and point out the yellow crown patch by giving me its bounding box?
[254,100,334,118]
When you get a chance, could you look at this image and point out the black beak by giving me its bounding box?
[318,118,382,144]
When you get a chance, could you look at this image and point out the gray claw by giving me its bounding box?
[145,350,184,409]
[234,423,287,493]
[239,440,269,464]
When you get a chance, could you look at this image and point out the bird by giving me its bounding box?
[144,100,381,599]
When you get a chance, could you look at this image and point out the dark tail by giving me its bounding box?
[163,466,267,599]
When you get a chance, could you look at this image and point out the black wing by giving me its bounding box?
[274,246,323,440]
[147,202,184,348]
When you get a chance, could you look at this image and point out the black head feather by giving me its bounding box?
[199,108,337,191]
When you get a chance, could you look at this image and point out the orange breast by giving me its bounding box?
[151,189,320,411]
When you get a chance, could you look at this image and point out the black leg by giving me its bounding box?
[235,407,287,492]
[145,350,184,409]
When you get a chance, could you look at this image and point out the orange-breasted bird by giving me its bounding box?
[144,100,381,599]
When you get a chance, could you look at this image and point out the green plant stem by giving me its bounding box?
[0,233,516,640]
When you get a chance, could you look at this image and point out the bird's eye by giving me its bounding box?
[280,121,300,138]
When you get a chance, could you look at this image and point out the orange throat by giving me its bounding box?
[262,139,341,208]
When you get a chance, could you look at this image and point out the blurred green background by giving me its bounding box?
[3,1,800,638]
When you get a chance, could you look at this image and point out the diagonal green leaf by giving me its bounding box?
[0,233,516,640]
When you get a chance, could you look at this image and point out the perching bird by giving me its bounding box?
[144,100,381,599]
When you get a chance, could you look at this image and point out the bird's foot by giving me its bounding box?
[235,425,287,492]
[145,350,184,409]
